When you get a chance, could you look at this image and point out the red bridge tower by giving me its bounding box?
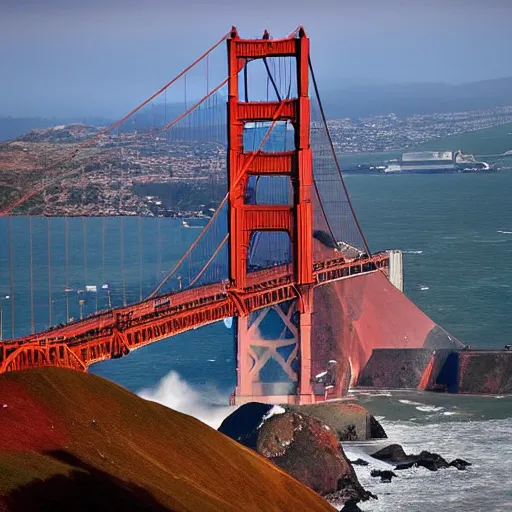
[228,27,316,405]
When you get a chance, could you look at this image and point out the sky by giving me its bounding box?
[1,0,511,118]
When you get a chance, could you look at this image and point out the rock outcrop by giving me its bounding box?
[370,469,397,482]
[219,403,374,505]
[288,402,387,441]
[372,444,471,472]
[350,458,369,467]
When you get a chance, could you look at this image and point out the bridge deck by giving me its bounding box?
[0,253,389,373]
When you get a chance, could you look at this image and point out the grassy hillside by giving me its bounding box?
[0,368,334,512]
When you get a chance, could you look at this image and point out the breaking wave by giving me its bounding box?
[138,370,236,429]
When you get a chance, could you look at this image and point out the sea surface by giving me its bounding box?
[1,171,512,510]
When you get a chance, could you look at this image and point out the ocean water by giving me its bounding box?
[1,171,512,510]
[341,390,512,511]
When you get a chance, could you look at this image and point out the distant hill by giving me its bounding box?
[322,77,512,118]
[0,367,334,512]
[414,121,512,157]
[0,116,111,142]
[3,76,512,142]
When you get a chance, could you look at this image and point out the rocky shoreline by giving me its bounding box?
[218,401,471,509]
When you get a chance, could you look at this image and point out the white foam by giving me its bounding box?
[138,370,235,429]
[415,405,444,413]
[258,405,286,428]
[497,230,512,235]
[399,399,423,406]
[345,418,512,511]
[403,250,423,254]
[420,285,429,291]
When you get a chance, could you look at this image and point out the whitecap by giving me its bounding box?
[415,405,444,413]
[403,250,423,254]
[497,230,512,235]
[419,285,429,291]
[399,399,423,406]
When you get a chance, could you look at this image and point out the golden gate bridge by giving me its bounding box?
[0,27,398,405]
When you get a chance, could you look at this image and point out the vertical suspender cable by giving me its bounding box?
[47,217,53,327]
[264,58,281,102]
[8,217,14,339]
[164,88,168,142]
[184,73,187,135]
[156,216,161,286]
[138,216,143,301]
[206,54,209,94]
[83,217,88,286]
[244,60,249,102]
[120,217,126,306]
[65,217,69,322]
[101,216,105,289]
[29,216,35,333]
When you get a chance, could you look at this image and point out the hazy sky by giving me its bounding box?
[1,0,511,117]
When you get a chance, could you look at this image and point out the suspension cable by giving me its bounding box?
[263,58,282,102]
[188,234,229,288]
[29,216,35,333]
[161,76,229,132]
[308,56,372,256]
[8,217,14,338]
[48,217,53,327]
[65,217,70,322]
[138,216,143,301]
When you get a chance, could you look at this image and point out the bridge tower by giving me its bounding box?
[227,27,316,405]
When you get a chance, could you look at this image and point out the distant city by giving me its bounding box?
[327,105,512,154]
[1,103,511,217]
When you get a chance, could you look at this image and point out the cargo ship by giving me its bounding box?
[383,150,490,173]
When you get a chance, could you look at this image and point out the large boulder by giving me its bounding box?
[371,444,409,463]
[288,402,387,441]
[215,401,272,449]
[219,403,374,505]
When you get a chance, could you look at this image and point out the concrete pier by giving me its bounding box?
[355,348,512,394]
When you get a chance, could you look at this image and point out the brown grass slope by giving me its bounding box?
[0,368,334,512]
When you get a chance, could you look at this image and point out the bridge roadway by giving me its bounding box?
[0,253,389,374]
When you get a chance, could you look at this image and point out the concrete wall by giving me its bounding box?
[387,250,403,292]
[357,348,434,388]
